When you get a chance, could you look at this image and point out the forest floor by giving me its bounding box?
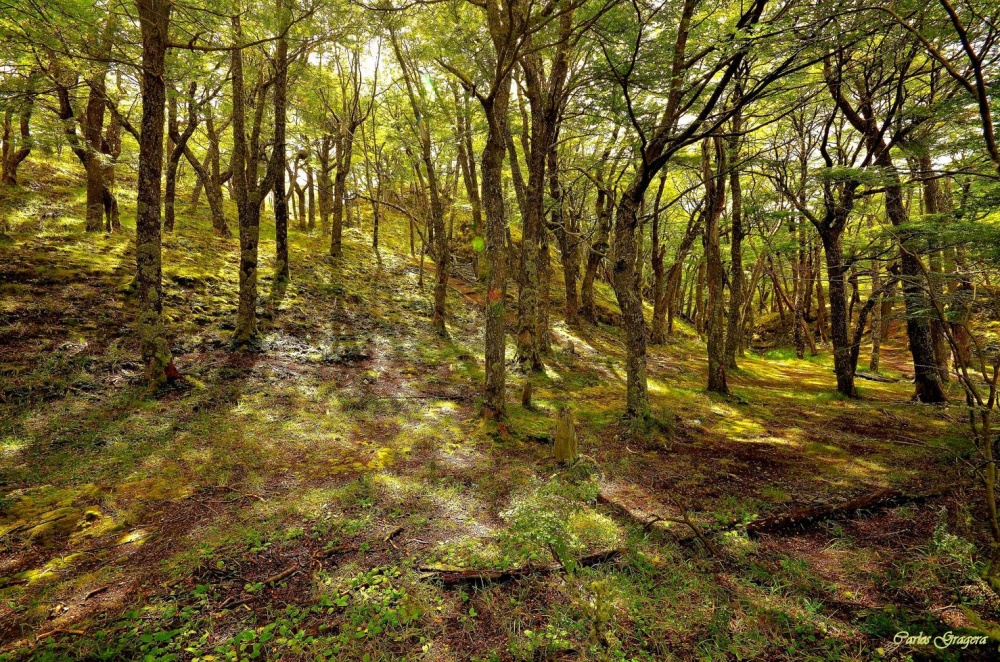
[2,161,999,661]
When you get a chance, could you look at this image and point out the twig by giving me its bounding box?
[261,565,300,586]
[36,628,86,640]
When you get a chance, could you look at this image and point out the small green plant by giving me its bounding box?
[509,624,573,661]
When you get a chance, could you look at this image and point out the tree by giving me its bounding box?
[135,0,175,385]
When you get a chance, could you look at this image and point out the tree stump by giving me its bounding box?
[554,407,577,464]
[522,381,532,409]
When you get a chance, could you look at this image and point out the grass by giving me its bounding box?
[0,157,998,660]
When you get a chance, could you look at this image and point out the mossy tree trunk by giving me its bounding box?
[230,14,280,346]
[135,0,174,386]
[480,84,511,419]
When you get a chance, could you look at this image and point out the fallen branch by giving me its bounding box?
[855,371,899,383]
[743,486,951,536]
[419,549,622,586]
[598,482,719,556]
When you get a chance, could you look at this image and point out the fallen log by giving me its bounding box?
[743,486,950,536]
[419,548,622,586]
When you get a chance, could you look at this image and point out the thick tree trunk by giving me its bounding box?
[481,88,512,419]
[83,64,110,233]
[135,0,174,385]
[611,188,649,418]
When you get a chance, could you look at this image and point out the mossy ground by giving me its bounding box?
[1,160,998,660]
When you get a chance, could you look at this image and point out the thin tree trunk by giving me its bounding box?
[869,260,883,372]
[725,128,744,367]
[272,1,290,281]
[822,232,856,398]
[703,137,728,394]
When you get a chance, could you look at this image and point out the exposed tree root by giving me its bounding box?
[419,549,622,586]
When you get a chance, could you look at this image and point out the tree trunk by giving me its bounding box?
[694,260,705,335]
[821,231,856,398]
[230,13,272,345]
[306,163,316,230]
[165,84,198,233]
[793,220,807,359]
[135,0,174,385]
[918,155,951,383]
[703,138,728,394]
[649,176,668,344]
[330,125,355,258]
[481,87,512,419]
[725,129,744,368]
[272,2,290,281]
[885,176,946,402]
[1,92,33,186]
[869,261,883,372]
[318,134,333,232]
[611,188,650,419]
[581,184,612,323]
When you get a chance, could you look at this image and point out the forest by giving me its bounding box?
[2,0,1000,659]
